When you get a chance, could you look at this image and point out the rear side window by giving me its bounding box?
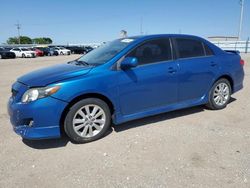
[127,38,172,65]
[175,38,205,59]
[204,43,214,56]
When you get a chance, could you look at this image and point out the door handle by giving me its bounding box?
[168,67,177,73]
[210,62,217,67]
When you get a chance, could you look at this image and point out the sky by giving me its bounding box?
[0,0,249,44]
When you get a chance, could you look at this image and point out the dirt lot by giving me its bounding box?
[0,54,249,188]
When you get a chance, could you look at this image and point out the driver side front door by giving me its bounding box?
[118,38,178,116]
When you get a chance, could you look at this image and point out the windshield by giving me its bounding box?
[76,38,134,65]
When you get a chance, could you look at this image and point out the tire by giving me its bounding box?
[60,52,63,55]
[22,53,26,58]
[206,78,232,110]
[64,98,111,143]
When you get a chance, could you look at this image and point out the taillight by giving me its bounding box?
[240,59,245,66]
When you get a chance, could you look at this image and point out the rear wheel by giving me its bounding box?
[206,78,231,110]
[64,98,111,143]
[22,53,26,58]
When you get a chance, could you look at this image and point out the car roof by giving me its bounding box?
[128,34,204,41]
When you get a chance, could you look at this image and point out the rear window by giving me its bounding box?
[175,38,205,59]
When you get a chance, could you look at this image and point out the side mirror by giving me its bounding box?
[120,57,138,69]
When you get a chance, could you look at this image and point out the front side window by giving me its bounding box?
[127,38,172,65]
[175,38,205,59]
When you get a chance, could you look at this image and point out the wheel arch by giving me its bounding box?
[59,93,115,135]
[215,74,234,92]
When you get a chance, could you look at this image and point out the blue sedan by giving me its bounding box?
[8,34,245,143]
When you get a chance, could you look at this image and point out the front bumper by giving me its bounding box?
[25,53,36,58]
[8,82,68,139]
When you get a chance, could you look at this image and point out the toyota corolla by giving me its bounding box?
[8,34,244,143]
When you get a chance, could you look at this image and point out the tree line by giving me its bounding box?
[7,36,53,44]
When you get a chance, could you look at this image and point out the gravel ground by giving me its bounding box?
[0,54,249,188]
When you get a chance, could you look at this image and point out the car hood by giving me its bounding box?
[1,50,12,53]
[18,63,93,87]
[24,51,35,53]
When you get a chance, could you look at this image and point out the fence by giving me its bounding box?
[1,40,250,53]
[211,39,250,53]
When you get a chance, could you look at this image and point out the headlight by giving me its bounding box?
[21,86,60,103]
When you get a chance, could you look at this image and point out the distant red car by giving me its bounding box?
[30,48,44,56]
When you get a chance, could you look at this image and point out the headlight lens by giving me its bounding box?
[21,86,60,103]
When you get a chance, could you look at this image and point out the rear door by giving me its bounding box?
[173,37,219,102]
[118,38,178,115]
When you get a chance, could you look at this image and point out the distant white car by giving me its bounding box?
[10,47,36,58]
[54,47,71,55]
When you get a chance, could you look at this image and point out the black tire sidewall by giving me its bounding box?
[64,98,111,143]
[209,78,232,110]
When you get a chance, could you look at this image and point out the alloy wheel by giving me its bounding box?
[213,83,230,106]
[72,104,106,138]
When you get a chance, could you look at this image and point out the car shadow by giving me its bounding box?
[113,105,205,132]
[22,136,69,149]
[22,97,236,149]
[114,97,237,132]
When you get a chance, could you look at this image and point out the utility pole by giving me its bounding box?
[238,0,245,40]
[15,21,21,44]
[140,17,143,35]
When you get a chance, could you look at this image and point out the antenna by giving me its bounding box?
[238,0,245,40]
[15,21,21,44]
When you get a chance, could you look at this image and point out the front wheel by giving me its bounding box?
[64,98,111,143]
[206,78,232,110]
[22,53,26,58]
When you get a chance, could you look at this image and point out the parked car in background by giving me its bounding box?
[66,46,86,54]
[37,47,59,56]
[54,47,71,55]
[29,48,44,57]
[10,47,36,58]
[8,34,245,143]
[0,47,16,59]
[84,46,94,53]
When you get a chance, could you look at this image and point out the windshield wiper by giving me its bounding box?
[76,60,89,66]
[68,60,90,66]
